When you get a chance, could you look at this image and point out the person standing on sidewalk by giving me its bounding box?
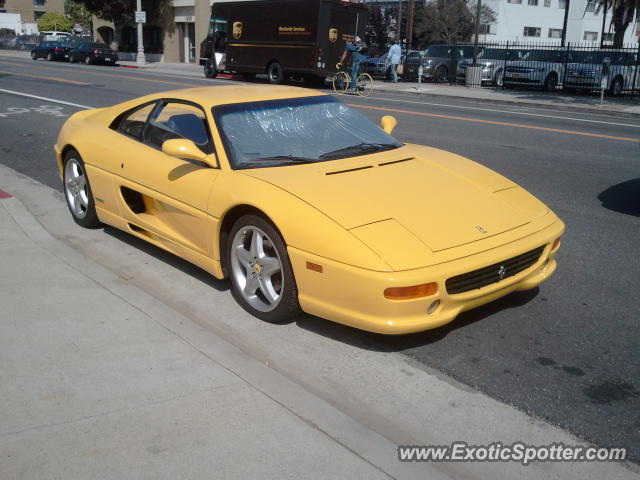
[387,40,401,83]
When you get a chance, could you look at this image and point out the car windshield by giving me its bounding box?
[214,96,402,169]
[478,48,506,60]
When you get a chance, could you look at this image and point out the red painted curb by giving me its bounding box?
[120,65,140,69]
[0,189,12,199]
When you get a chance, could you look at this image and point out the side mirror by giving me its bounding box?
[162,139,216,167]
[380,115,398,134]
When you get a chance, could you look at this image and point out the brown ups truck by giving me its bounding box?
[199,0,367,85]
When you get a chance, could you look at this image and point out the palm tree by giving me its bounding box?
[597,0,639,48]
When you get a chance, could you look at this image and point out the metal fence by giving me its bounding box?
[398,41,640,99]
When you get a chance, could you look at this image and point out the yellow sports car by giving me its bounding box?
[55,85,563,334]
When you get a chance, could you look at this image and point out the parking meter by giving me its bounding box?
[600,57,611,105]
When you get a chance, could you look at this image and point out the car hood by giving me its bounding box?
[242,145,544,258]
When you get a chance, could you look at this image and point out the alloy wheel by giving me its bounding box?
[230,226,283,312]
[64,157,89,219]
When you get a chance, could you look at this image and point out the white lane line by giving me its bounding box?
[0,88,94,109]
[351,93,640,129]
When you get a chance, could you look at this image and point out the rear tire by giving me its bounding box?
[47,52,53,61]
[84,55,92,65]
[267,61,284,84]
[493,68,504,87]
[63,149,100,229]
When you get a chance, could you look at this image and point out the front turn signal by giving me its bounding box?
[551,237,561,251]
[384,282,438,300]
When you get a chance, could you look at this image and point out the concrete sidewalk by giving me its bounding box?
[0,190,442,479]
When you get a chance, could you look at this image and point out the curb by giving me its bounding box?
[119,64,140,69]
[373,86,640,119]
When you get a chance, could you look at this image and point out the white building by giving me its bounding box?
[0,12,37,35]
[480,0,639,46]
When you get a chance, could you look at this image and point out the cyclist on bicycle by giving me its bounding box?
[337,36,368,93]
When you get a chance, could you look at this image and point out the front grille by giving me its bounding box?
[445,246,545,295]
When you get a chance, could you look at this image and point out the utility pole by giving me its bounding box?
[472,0,481,66]
[397,0,402,46]
[135,0,146,67]
[600,0,608,48]
[561,0,570,47]
[407,0,415,51]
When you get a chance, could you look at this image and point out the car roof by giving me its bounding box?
[121,85,327,110]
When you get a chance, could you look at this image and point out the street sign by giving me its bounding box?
[135,11,146,24]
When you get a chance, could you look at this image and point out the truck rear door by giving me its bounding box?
[319,1,367,75]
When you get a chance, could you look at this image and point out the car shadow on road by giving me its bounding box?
[295,287,540,351]
[598,178,640,217]
[102,225,230,292]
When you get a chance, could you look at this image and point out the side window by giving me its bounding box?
[116,103,156,139]
[144,102,213,154]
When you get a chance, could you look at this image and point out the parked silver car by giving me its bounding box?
[422,45,476,83]
[503,49,566,91]
[564,50,638,96]
[456,48,513,86]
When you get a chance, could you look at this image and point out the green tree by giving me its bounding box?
[65,0,93,31]
[37,12,73,32]
[413,0,496,47]
[597,0,639,48]
[74,0,171,46]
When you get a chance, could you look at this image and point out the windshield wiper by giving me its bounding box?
[250,155,317,164]
[319,143,399,160]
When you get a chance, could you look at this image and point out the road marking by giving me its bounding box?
[0,70,90,85]
[0,105,68,118]
[0,89,93,109]
[0,60,25,67]
[350,103,640,143]
[345,92,640,128]
[0,189,12,199]
[71,68,202,87]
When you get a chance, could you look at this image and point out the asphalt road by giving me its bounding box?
[1,54,639,461]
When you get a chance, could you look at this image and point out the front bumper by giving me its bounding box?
[289,218,564,334]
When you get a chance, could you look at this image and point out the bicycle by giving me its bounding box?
[333,63,374,97]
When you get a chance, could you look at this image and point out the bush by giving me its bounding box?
[37,13,73,33]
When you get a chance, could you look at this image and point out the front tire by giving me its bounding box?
[267,61,284,84]
[434,65,448,83]
[63,150,100,228]
[31,51,37,60]
[226,214,301,323]
[204,59,217,78]
[609,77,623,97]
[543,73,558,92]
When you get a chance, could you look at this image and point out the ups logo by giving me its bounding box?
[233,21,242,39]
[329,28,338,43]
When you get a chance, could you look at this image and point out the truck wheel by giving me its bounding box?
[267,62,284,84]
[204,59,217,78]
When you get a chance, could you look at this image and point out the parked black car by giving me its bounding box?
[69,43,118,65]
[31,41,72,61]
